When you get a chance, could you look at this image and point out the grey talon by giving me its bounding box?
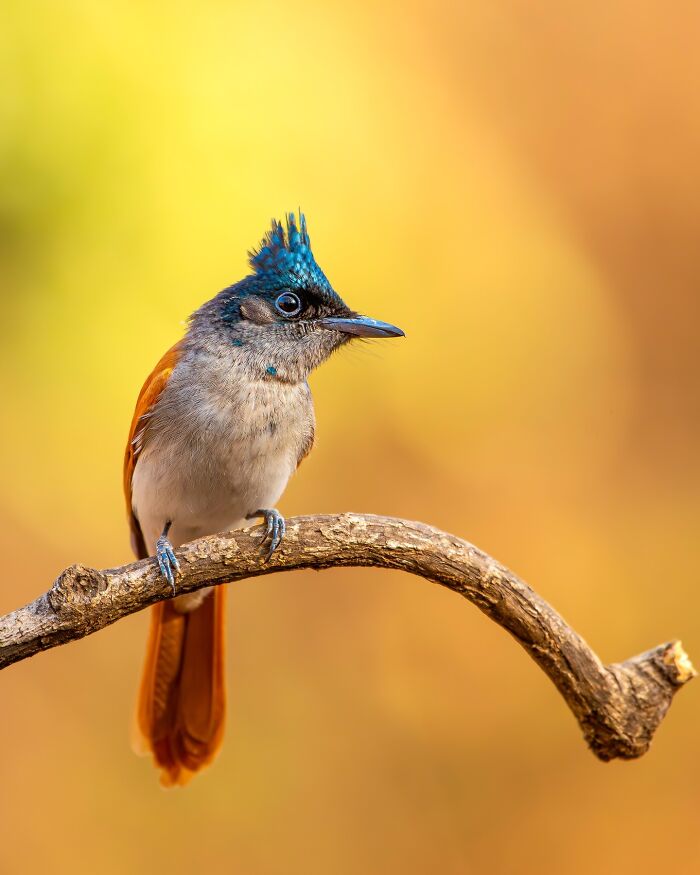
[156,533,179,596]
[248,508,286,560]
[267,516,286,558]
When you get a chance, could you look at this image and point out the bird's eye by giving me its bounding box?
[274,292,303,318]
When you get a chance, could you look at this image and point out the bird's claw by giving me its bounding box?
[156,535,180,595]
[258,508,286,560]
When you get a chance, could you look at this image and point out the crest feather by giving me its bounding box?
[248,212,335,297]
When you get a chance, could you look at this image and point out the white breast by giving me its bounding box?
[130,356,314,554]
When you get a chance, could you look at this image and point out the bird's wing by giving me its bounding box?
[296,424,316,469]
[295,385,316,469]
[123,342,183,559]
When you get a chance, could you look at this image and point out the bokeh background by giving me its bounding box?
[1,2,699,873]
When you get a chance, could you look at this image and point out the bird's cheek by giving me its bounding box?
[239,297,276,325]
[320,329,351,356]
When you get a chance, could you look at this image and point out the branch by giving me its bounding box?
[0,513,694,760]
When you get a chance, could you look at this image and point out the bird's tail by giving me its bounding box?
[133,587,226,787]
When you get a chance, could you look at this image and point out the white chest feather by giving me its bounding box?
[131,358,314,552]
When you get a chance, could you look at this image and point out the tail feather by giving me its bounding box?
[134,587,226,787]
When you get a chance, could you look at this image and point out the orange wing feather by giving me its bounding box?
[123,342,183,559]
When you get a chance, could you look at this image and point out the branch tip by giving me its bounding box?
[664,640,696,684]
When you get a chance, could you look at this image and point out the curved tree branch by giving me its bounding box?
[0,513,694,759]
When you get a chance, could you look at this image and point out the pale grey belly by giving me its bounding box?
[131,433,298,553]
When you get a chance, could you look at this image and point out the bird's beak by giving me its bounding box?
[319,315,405,338]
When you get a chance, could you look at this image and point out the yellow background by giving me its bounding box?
[1,2,699,873]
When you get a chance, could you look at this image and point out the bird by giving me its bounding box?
[123,212,404,786]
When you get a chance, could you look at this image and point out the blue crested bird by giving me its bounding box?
[124,213,404,785]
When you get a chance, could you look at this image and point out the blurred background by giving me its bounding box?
[1,1,699,872]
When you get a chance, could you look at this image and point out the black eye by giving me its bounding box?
[274,292,302,317]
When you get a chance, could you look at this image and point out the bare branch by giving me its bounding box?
[0,513,694,760]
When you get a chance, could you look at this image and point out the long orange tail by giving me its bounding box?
[134,587,226,787]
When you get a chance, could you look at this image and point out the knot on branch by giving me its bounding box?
[49,564,107,615]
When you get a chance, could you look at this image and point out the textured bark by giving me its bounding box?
[0,513,693,760]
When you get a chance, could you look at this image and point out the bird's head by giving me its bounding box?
[192,213,404,383]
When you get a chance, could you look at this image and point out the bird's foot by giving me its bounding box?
[155,534,180,595]
[249,508,286,560]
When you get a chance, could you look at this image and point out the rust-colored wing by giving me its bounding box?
[123,342,183,559]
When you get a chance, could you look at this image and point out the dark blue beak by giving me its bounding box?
[319,315,405,338]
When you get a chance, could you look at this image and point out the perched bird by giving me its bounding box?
[124,213,404,786]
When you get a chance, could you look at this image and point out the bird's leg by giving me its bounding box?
[247,508,286,560]
[155,520,180,595]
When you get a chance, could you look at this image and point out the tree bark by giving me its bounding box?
[0,513,693,760]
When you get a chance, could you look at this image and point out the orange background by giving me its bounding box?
[1,2,699,873]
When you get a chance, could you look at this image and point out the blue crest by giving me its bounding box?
[248,213,338,300]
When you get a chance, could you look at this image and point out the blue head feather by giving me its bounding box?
[247,213,340,303]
